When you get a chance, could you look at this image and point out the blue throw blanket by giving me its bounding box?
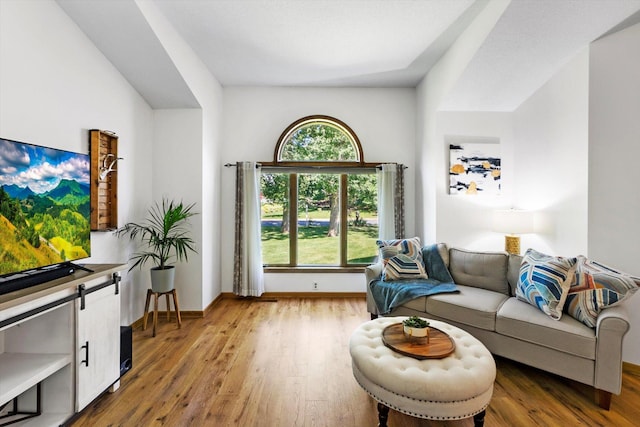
[369,244,458,314]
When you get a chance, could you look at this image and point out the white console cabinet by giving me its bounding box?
[75,277,121,411]
[0,264,125,426]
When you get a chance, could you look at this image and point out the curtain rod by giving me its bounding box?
[224,163,407,169]
[224,163,262,168]
[376,164,409,170]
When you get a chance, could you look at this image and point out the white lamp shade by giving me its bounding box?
[493,210,534,235]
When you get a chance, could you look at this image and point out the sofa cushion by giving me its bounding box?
[497,297,596,359]
[564,256,640,328]
[436,242,449,268]
[425,285,509,331]
[382,254,428,281]
[400,295,428,313]
[421,244,453,283]
[515,249,577,320]
[507,254,523,296]
[448,248,509,295]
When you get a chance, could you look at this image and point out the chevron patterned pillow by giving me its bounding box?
[382,254,428,281]
[515,249,577,320]
[376,237,423,265]
[564,256,640,328]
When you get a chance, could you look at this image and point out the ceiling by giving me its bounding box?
[57,0,640,111]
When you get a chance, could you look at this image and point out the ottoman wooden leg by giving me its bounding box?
[377,402,389,427]
[473,409,486,427]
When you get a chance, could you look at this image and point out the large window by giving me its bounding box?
[260,116,379,269]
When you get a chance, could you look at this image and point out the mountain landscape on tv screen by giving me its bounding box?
[0,139,91,276]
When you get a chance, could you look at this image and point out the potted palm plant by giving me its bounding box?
[115,198,198,292]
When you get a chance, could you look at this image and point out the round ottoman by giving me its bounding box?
[349,316,496,427]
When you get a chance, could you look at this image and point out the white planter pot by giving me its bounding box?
[150,266,175,293]
[403,325,429,339]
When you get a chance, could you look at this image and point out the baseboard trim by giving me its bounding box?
[623,361,640,376]
[129,292,364,328]
[180,311,205,318]
[130,310,204,329]
[220,291,366,299]
[203,293,225,315]
[130,317,142,329]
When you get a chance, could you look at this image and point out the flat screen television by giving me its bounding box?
[0,137,91,294]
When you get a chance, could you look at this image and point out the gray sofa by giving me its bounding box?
[365,244,631,410]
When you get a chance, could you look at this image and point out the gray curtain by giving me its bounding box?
[394,163,405,238]
[233,162,265,297]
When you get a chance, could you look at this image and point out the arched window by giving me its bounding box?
[261,115,379,270]
[274,115,363,164]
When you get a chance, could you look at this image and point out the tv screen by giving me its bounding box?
[0,137,91,279]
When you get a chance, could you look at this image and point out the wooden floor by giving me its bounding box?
[71,297,640,427]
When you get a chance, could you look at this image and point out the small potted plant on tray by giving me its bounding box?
[403,316,430,340]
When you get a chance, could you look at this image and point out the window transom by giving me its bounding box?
[274,115,363,164]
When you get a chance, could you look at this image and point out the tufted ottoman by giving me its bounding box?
[349,316,496,427]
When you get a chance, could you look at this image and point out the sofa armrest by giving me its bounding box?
[594,303,631,394]
[365,262,383,315]
[365,262,383,284]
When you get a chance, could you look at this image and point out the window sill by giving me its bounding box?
[263,266,366,274]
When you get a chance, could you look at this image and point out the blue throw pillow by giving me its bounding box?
[515,248,577,320]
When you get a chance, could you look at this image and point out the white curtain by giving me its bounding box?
[233,162,265,297]
[377,163,405,240]
[377,164,396,240]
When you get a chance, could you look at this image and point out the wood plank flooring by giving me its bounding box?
[71,297,640,426]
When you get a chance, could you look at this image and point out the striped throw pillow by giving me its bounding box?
[383,254,428,281]
[515,249,577,320]
[564,256,640,328]
[376,237,423,265]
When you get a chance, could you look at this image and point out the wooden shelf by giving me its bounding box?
[0,352,72,404]
[90,130,118,231]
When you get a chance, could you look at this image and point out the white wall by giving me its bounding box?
[152,109,204,310]
[421,38,589,258]
[513,48,590,257]
[220,87,416,293]
[415,0,511,243]
[434,112,514,251]
[0,0,154,325]
[589,23,640,365]
[136,0,225,310]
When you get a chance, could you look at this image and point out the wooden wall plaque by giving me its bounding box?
[90,130,118,231]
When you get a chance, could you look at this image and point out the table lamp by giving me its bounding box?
[493,209,534,255]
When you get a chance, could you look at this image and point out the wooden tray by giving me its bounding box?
[382,323,455,360]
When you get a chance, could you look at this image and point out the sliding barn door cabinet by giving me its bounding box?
[0,264,125,426]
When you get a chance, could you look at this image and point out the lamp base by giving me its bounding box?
[504,235,521,255]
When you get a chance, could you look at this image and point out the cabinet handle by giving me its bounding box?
[79,284,86,310]
[81,341,89,366]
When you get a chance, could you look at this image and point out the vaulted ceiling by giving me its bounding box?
[57,0,640,111]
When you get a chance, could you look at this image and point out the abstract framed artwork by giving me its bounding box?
[448,136,501,195]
